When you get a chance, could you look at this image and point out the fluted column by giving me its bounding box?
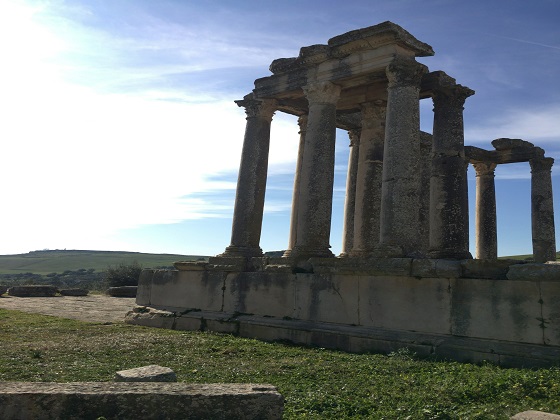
[530,157,556,262]
[340,130,360,257]
[474,162,498,259]
[428,85,474,259]
[417,132,432,255]
[284,115,308,257]
[291,81,341,259]
[221,97,276,257]
[351,101,386,257]
[378,57,428,257]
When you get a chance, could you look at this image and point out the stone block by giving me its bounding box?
[223,272,296,318]
[540,280,560,346]
[0,382,284,420]
[114,365,177,382]
[507,263,560,281]
[136,269,154,305]
[294,274,359,324]
[451,278,543,344]
[461,259,519,279]
[411,259,462,278]
[173,261,208,271]
[149,269,224,312]
[0,286,8,296]
[8,285,57,297]
[59,288,88,296]
[105,286,137,297]
[511,411,560,419]
[359,275,451,334]
[124,308,176,329]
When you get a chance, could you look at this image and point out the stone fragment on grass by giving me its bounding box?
[115,365,177,382]
[106,286,137,297]
[59,288,89,296]
[8,285,57,297]
[511,411,560,419]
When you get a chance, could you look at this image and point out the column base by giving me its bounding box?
[427,249,473,260]
[219,245,263,258]
[289,246,334,261]
[374,244,404,258]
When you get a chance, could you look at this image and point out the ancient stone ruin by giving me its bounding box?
[127,22,560,367]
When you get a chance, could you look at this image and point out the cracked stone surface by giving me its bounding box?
[0,295,136,323]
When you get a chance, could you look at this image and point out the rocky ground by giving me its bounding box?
[0,294,136,323]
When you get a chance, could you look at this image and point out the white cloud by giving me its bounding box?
[466,105,560,145]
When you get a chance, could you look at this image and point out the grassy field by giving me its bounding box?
[1,308,559,419]
[0,250,207,275]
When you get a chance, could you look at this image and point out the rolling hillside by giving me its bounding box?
[0,250,207,275]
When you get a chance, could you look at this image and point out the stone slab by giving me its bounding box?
[106,286,137,298]
[0,382,283,420]
[114,365,177,382]
[8,285,57,297]
[147,269,224,312]
[59,288,89,296]
[511,411,560,420]
[507,263,560,281]
[451,278,543,344]
[359,275,451,334]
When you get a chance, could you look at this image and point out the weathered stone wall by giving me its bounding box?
[131,261,560,367]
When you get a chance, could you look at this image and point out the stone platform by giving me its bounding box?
[125,258,560,368]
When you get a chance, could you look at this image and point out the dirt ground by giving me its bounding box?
[0,294,136,323]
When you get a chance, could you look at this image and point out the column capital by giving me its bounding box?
[360,100,386,130]
[386,57,428,89]
[303,81,341,104]
[348,130,361,147]
[433,85,475,110]
[235,98,277,121]
[530,157,554,173]
[297,114,309,134]
[473,161,497,177]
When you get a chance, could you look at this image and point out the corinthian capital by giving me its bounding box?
[433,85,475,110]
[473,161,497,177]
[530,157,554,174]
[303,81,341,105]
[235,97,277,120]
[386,57,428,89]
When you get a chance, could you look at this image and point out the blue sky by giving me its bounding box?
[0,0,559,257]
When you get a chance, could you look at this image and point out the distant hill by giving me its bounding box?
[0,249,207,275]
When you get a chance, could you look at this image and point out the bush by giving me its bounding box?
[103,261,143,288]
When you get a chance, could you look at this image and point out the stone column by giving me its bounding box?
[378,57,428,257]
[473,162,498,259]
[340,130,360,257]
[417,132,432,255]
[283,115,308,257]
[428,85,474,259]
[351,101,386,257]
[530,157,556,262]
[291,81,341,259]
[221,97,276,257]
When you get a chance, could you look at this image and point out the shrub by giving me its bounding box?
[103,261,143,288]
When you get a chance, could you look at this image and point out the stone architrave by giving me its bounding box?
[351,101,386,257]
[378,57,428,257]
[530,157,556,262]
[291,81,341,259]
[222,97,276,257]
[340,130,360,257]
[284,115,308,257]
[428,85,474,259]
[473,162,498,259]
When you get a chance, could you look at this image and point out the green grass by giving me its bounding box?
[0,250,207,275]
[1,309,559,419]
